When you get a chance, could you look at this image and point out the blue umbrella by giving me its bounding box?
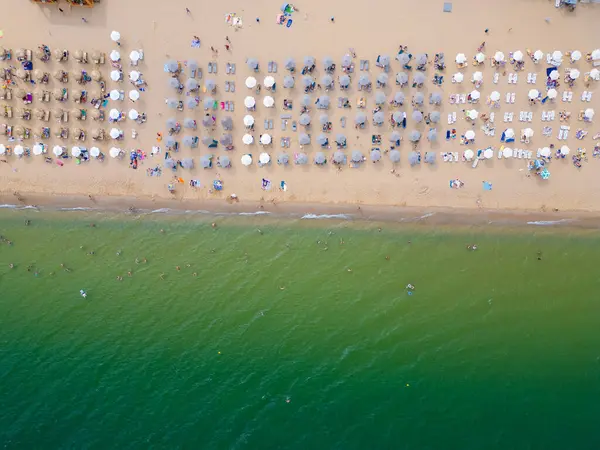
[540,168,550,180]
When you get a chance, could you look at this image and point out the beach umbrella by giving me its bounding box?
[110,128,121,139]
[264,76,275,88]
[424,152,436,164]
[466,109,479,120]
[241,154,253,166]
[129,71,140,81]
[540,168,550,180]
[259,152,271,164]
[408,151,419,166]
[427,129,437,142]
[322,74,334,88]
[528,89,540,100]
[303,56,315,69]
[316,134,328,145]
[244,96,256,108]
[370,149,382,162]
[412,111,423,123]
[168,77,182,89]
[351,150,363,163]
[456,53,467,64]
[472,71,483,82]
[199,155,213,169]
[590,69,600,81]
[185,78,198,90]
[585,108,594,120]
[413,92,424,105]
[242,134,254,145]
[396,72,408,85]
[373,111,385,124]
[505,128,515,139]
[339,74,350,88]
[109,89,120,100]
[298,133,310,145]
[465,130,475,140]
[570,69,580,80]
[71,146,81,157]
[464,149,475,160]
[53,145,63,156]
[533,50,544,61]
[90,147,100,158]
[314,152,326,165]
[303,75,315,88]
[430,92,442,105]
[475,52,485,63]
[129,50,140,62]
[219,155,231,168]
[377,73,388,86]
[263,96,275,108]
[523,128,534,138]
[201,136,214,146]
[221,116,233,130]
[245,76,257,88]
[336,134,346,145]
[110,30,121,42]
[278,153,290,165]
[12,145,23,156]
[470,90,481,100]
[319,114,330,125]
[129,90,140,101]
[571,50,582,61]
[513,50,524,62]
[183,136,196,147]
[333,151,346,164]
[409,130,421,142]
[453,72,464,83]
[202,116,214,127]
[502,147,512,158]
[295,153,309,165]
[323,56,334,71]
[179,158,193,169]
[341,54,353,68]
[186,98,198,109]
[540,147,551,157]
[220,134,233,146]
[490,91,501,101]
[416,53,427,65]
[355,113,366,125]
[109,109,121,120]
[483,148,494,159]
[188,59,199,71]
[592,49,600,61]
[552,50,563,62]
[128,109,139,120]
[378,55,390,67]
[494,51,505,62]
[164,136,176,148]
[413,73,425,85]
[243,115,255,127]
[390,131,401,143]
[109,147,121,158]
[560,145,570,155]
[358,74,371,87]
[430,111,441,123]
[166,98,179,109]
[285,57,296,71]
[205,79,217,91]
[260,134,272,145]
[247,58,259,70]
[299,114,311,126]
[547,88,558,99]
[389,149,401,163]
[184,118,196,129]
[110,50,120,62]
[203,97,215,109]
[283,75,295,88]
[392,112,403,124]
[33,144,44,156]
[164,157,176,169]
[316,96,330,108]
[0,144,6,155]
[549,70,559,81]
[397,53,410,65]
[393,92,405,104]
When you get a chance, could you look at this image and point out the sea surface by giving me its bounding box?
[1,209,600,450]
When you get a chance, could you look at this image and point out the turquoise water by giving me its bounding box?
[1,210,600,449]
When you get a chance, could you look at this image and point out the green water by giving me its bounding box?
[1,210,600,449]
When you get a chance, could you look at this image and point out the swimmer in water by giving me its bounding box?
[280,286,286,290]
[127,271,132,277]
[159,273,165,280]
[143,258,147,263]
[212,222,217,228]
[116,250,121,256]
[176,266,180,271]
[347,268,352,272]
[9,263,14,269]
[160,229,165,234]
[192,272,197,277]
[135,258,140,264]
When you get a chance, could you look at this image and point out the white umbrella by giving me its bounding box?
[109,90,120,100]
[33,144,44,155]
[494,51,505,62]
[455,53,467,64]
[472,71,483,82]
[264,76,275,88]
[464,149,474,161]
[540,147,551,157]
[470,90,480,100]
[71,146,81,157]
[260,134,272,145]
[129,50,140,62]
[90,147,100,158]
[242,134,254,145]
[490,91,500,101]
[484,148,494,159]
[547,88,558,99]
[505,128,515,139]
[523,128,534,138]
[453,72,464,83]
[475,52,485,63]
[465,130,475,140]
[592,49,600,61]
[263,96,275,108]
[53,145,63,156]
[110,50,120,62]
[129,71,140,81]
[110,128,121,139]
[503,147,512,158]
[110,70,121,81]
[560,145,570,155]
[259,152,270,164]
[245,76,257,88]
[533,50,544,61]
[571,50,582,61]
[528,89,540,100]
[467,110,478,120]
[513,50,524,61]
[109,147,121,158]
[129,90,140,101]
[110,30,121,42]
[552,50,563,61]
[14,145,24,156]
[109,108,121,120]
[590,69,600,81]
[241,154,252,166]
[549,70,559,81]
[243,115,255,127]
[584,108,594,120]
[128,109,139,120]
[244,96,256,108]
[570,69,580,80]
[0,144,5,155]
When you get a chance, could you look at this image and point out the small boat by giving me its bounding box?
[80,289,87,298]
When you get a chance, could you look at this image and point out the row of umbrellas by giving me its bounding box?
[238,149,407,166]
[0,143,106,158]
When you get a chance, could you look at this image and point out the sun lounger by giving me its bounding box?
[459,94,466,103]
[506,93,511,104]
[281,119,286,131]
[230,82,235,92]
[268,61,273,73]
[230,63,235,74]
[207,63,212,74]
[273,62,277,73]
[224,102,229,111]
[341,116,346,128]
[452,112,457,123]
[229,101,234,111]
[527,112,533,122]
[448,113,453,124]
[360,60,365,70]
[493,73,499,84]
[226,63,230,74]
[292,121,297,131]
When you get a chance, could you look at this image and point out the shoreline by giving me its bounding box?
[2,192,600,228]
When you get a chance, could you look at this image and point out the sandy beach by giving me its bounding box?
[2,0,600,213]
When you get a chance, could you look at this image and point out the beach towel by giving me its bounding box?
[280,181,287,191]
[482,181,493,191]
[262,178,272,190]
[286,19,293,28]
